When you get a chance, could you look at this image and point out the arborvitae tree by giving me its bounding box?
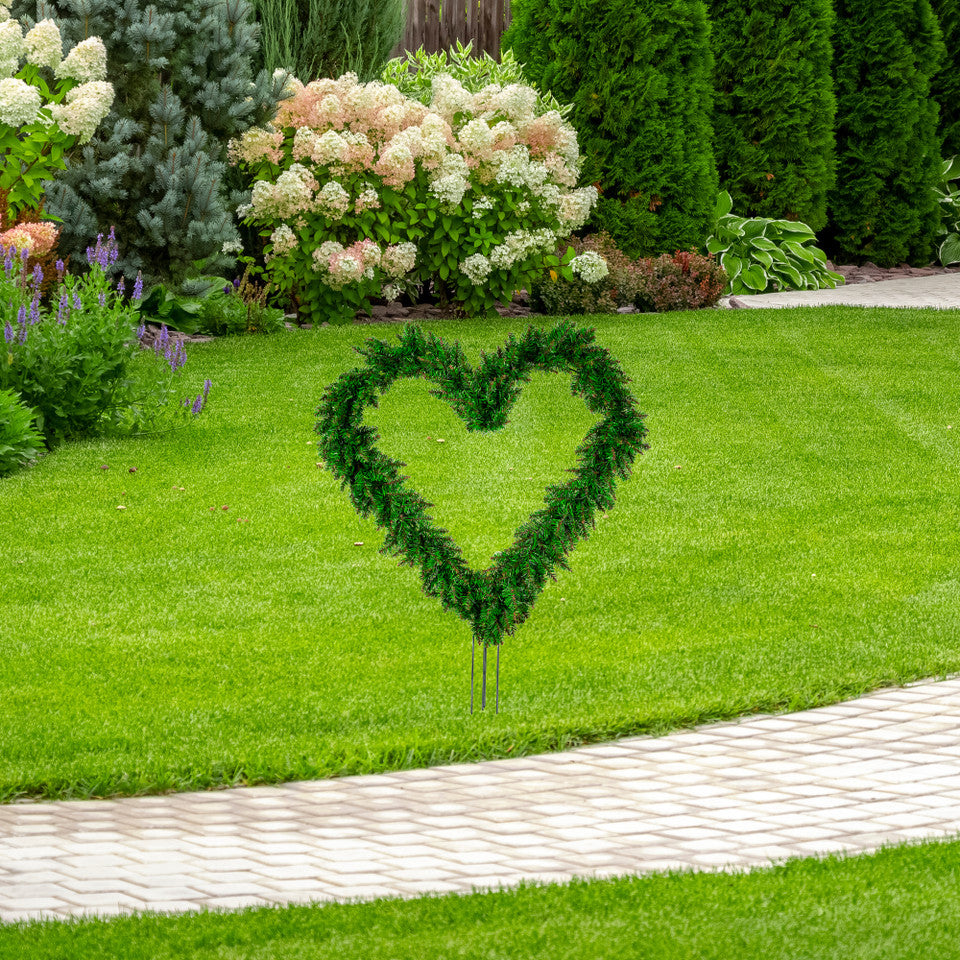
[930,0,960,155]
[250,0,404,82]
[827,0,945,266]
[709,0,836,231]
[13,0,284,286]
[503,0,717,258]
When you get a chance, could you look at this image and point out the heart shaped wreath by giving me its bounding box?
[316,321,648,648]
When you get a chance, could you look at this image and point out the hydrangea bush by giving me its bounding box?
[0,7,113,220]
[230,72,599,323]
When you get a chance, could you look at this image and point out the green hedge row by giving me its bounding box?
[505,0,955,268]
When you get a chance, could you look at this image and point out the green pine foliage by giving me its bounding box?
[13,0,284,287]
[249,0,404,82]
[827,0,945,266]
[502,0,717,259]
[709,0,836,231]
[930,0,960,155]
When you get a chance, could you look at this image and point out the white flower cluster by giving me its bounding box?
[558,187,599,231]
[268,223,297,258]
[570,251,609,283]
[48,80,115,142]
[0,0,11,22]
[428,152,470,207]
[460,253,491,285]
[489,229,556,270]
[0,18,23,76]
[56,37,107,84]
[313,180,350,219]
[221,238,245,255]
[24,18,61,71]
[0,75,39,125]
[251,163,315,220]
[380,242,417,277]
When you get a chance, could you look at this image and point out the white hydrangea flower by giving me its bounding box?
[381,242,417,276]
[55,35,107,82]
[460,253,491,285]
[381,282,401,302]
[429,172,469,206]
[0,76,41,126]
[0,18,24,68]
[430,73,473,119]
[313,180,351,219]
[0,0,10,22]
[47,79,113,141]
[570,251,609,283]
[269,224,297,257]
[24,18,61,70]
[221,238,244,254]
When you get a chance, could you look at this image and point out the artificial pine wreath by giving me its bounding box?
[316,321,648,647]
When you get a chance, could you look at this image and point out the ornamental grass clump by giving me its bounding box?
[230,72,600,323]
[0,230,210,445]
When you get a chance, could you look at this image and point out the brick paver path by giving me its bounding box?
[725,273,960,309]
[3,678,960,921]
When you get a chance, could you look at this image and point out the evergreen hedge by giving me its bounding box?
[249,0,404,83]
[828,0,945,266]
[12,0,284,287]
[931,0,960,156]
[709,0,836,231]
[502,0,717,259]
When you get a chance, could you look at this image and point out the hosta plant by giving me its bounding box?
[230,73,598,323]
[936,156,960,266]
[705,191,843,295]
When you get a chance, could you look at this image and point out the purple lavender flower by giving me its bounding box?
[133,272,143,301]
[28,297,40,324]
[158,324,169,348]
[223,285,231,295]
[117,277,125,296]
[233,277,241,290]
[19,247,28,264]
[17,323,26,344]
[3,320,13,343]
[3,248,12,277]
[55,259,65,278]
[31,264,43,291]
[136,321,145,341]
[191,394,204,415]
[57,290,69,324]
[98,292,106,307]
[17,305,26,326]
[107,227,118,264]
[72,291,82,310]
[202,378,211,399]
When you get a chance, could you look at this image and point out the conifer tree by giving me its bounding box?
[13,0,284,286]
[828,0,945,265]
[709,0,836,231]
[930,0,960,155]
[503,0,717,258]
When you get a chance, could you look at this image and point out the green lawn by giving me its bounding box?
[1,306,959,801]
[4,839,960,958]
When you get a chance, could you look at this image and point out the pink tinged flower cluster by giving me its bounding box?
[0,220,58,255]
[311,239,385,289]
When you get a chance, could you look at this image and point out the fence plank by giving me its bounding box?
[393,0,511,60]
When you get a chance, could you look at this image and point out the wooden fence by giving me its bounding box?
[393,0,513,60]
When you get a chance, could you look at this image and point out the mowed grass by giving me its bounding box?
[5,839,960,958]
[1,306,959,800]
